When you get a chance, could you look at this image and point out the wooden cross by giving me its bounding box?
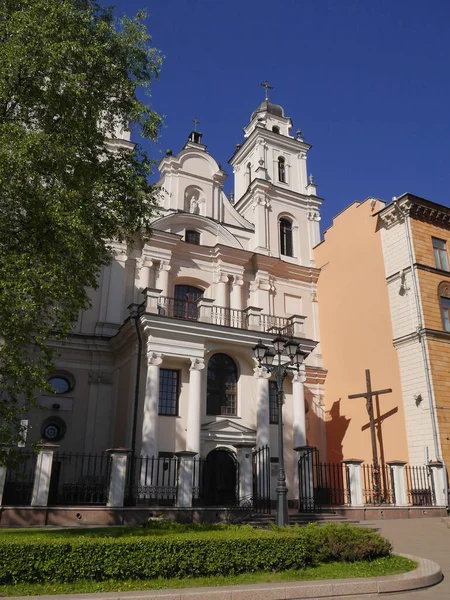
[192,118,200,132]
[260,80,273,101]
[348,369,392,495]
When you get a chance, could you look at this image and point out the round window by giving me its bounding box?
[47,376,71,394]
[41,417,66,442]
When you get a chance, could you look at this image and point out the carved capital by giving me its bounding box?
[158,261,171,273]
[253,366,271,380]
[231,275,244,288]
[289,367,306,384]
[214,271,229,285]
[147,351,163,367]
[190,358,205,371]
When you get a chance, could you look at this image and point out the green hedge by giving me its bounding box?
[0,523,392,584]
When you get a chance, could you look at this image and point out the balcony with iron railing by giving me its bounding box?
[141,289,306,337]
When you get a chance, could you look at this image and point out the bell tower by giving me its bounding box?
[229,83,313,202]
[229,84,323,264]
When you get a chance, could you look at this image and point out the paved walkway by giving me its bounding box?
[368,516,449,599]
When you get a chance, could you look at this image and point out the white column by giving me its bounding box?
[290,367,307,449]
[254,366,270,448]
[213,272,229,325]
[175,451,197,508]
[186,358,205,454]
[236,444,254,503]
[386,461,407,507]
[230,276,244,311]
[429,461,447,506]
[134,258,153,303]
[156,261,171,298]
[105,249,128,325]
[140,352,163,457]
[107,449,129,508]
[31,443,58,507]
[343,459,364,507]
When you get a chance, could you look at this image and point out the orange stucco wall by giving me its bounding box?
[410,217,450,465]
[314,200,408,465]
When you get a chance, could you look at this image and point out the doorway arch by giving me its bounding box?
[203,448,238,506]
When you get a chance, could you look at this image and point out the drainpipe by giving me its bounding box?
[130,305,143,458]
[393,199,441,462]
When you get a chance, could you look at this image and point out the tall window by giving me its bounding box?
[174,284,203,320]
[439,282,450,332]
[433,238,449,271]
[278,156,286,183]
[158,369,180,416]
[185,230,200,245]
[280,218,293,257]
[207,354,238,416]
[269,381,279,424]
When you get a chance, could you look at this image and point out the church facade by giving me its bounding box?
[24,98,327,503]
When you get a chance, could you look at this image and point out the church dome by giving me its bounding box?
[251,100,285,121]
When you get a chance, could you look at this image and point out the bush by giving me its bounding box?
[0,523,391,584]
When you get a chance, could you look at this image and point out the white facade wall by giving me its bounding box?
[26,99,325,506]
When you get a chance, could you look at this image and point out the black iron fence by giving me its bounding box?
[405,465,435,506]
[2,451,37,505]
[192,457,206,506]
[49,452,110,505]
[253,445,271,513]
[298,448,350,512]
[127,455,179,506]
[361,464,395,505]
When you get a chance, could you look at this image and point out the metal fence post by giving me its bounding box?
[235,443,254,504]
[106,448,129,508]
[386,461,407,506]
[342,459,364,507]
[429,461,447,506]
[0,448,10,506]
[175,451,196,508]
[31,443,59,507]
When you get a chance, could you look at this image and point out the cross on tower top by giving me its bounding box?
[192,118,200,132]
[260,80,273,101]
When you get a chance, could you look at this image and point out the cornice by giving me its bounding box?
[378,193,450,230]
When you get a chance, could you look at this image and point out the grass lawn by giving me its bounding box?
[0,555,417,597]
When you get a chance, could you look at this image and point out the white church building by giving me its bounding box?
[24,97,327,506]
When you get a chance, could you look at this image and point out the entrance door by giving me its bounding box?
[203,449,238,506]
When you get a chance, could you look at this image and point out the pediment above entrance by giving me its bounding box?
[201,419,256,445]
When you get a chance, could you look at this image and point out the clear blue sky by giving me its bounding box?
[112,0,450,233]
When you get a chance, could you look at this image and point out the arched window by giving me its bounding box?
[272,126,280,134]
[280,218,293,257]
[278,156,286,183]
[438,282,450,331]
[185,230,200,245]
[247,162,252,187]
[207,353,238,416]
[173,284,203,320]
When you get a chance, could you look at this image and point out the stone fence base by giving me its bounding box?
[333,506,447,520]
[0,504,447,528]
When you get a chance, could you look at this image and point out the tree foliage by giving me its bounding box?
[0,0,162,450]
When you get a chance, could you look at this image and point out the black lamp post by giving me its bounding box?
[253,335,308,526]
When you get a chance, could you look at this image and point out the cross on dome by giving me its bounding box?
[260,80,273,101]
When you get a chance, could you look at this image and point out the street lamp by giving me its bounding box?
[252,336,309,526]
